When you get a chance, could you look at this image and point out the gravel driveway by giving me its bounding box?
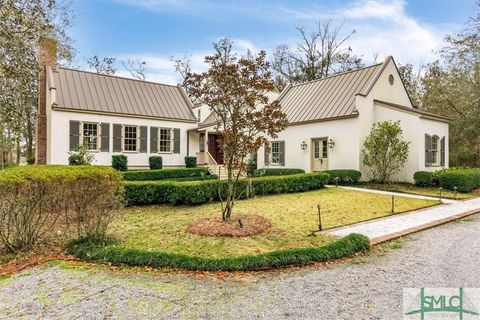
[1,214,479,320]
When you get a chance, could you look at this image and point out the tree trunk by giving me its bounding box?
[16,138,21,165]
[26,117,34,158]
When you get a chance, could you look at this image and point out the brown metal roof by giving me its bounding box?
[279,62,384,124]
[51,67,197,122]
[374,100,450,123]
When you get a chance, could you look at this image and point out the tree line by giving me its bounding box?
[1,0,479,167]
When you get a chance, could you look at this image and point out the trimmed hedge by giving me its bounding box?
[67,233,370,271]
[413,171,433,187]
[438,169,480,193]
[185,156,197,168]
[324,169,361,184]
[413,168,480,192]
[112,155,128,171]
[149,156,163,170]
[122,167,210,181]
[0,165,124,251]
[124,172,330,205]
[253,168,305,177]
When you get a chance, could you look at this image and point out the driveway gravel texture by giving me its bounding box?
[1,213,479,320]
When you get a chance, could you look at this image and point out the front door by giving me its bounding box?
[208,134,224,164]
[311,139,328,172]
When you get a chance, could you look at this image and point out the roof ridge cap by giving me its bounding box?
[57,66,178,88]
[290,62,384,88]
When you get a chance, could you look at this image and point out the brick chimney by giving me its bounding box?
[36,37,57,164]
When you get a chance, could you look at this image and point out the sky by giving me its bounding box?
[69,0,476,84]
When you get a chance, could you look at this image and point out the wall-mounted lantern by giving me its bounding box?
[301,141,308,150]
[327,138,335,149]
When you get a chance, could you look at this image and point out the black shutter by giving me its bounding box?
[440,136,445,166]
[150,127,158,153]
[113,124,122,152]
[69,120,80,151]
[264,142,270,166]
[425,134,432,166]
[279,141,285,166]
[100,123,110,152]
[173,128,180,154]
[139,126,147,153]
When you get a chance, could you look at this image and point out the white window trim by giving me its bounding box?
[80,121,100,152]
[431,135,440,166]
[157,127,173,154]
[122,125,139,153]
[270,141,281,165]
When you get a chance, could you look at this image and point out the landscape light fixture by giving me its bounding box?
[391,194,395,213]
[301,141,307,150]
[327,138,335,148]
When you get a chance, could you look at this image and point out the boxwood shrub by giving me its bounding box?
[185,156,197,168]
[122,167,210,181]
[413,171,434,187]
[112,155,128,171]
[0,165,123,252]
[253,168,305,177]
[438,169,480,193]
[67,233,370,271]
[324,169,361,184]
[124,172,329,205]
[414,168,480,192]
[149,156,163,170]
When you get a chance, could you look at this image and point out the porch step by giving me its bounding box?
[205,164,246,180]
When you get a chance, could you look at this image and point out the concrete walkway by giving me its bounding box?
[325,195,480,244]
[326,185,458,204]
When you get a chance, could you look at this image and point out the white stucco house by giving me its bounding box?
[37,38,449,182]
[256,56,450,182]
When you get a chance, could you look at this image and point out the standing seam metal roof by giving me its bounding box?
[51,66,197,122]
[279,62,384,124]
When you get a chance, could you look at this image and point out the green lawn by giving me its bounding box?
[112,188,439,259]
[353,183,480,200]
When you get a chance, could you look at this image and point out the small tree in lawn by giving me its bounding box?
[184,39,288,221]
[362,121,410,183]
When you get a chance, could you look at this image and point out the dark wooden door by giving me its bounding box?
[208,134,223,164]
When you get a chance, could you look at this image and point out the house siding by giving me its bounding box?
[49,109,193,168]
[257,117,361,172]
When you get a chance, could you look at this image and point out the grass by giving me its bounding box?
[111,188,439,259]
[353,182,480,200]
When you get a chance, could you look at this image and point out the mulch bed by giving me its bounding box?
[186,214,272,237]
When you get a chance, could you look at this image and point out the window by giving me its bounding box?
[271,141,280,164]
[314,140,320,159]
[199,133,205,152]
[431,135,439,165]
[159,128,172,152]
[322,140,328,158]
[197,109,201,122]
[82,122,99,150]
[123,126,138,151]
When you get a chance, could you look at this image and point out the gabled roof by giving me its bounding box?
[279,60,386,124]
[198,111,219,128]
[50,67,197,122]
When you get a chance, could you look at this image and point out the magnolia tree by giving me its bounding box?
[362,121,410,183]
[184,39,288,220]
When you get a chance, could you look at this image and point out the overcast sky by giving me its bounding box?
[70,0,476,84]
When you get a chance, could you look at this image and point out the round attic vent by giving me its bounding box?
[389,74,394,85]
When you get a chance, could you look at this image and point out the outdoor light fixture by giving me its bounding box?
[301,141,307,150]
[327,138,335,148]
